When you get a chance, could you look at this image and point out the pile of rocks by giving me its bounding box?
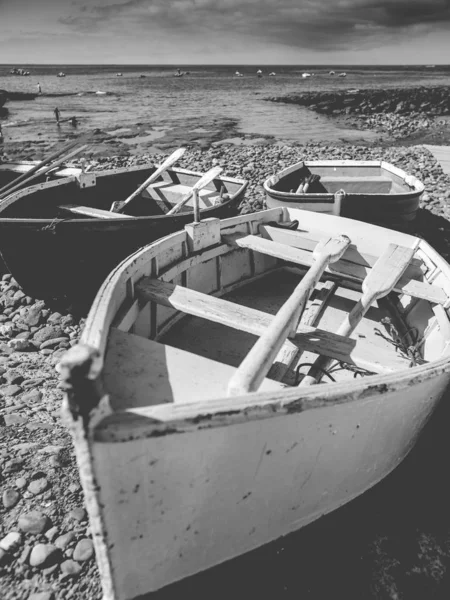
[2,142,450,599]
[267,86,450,140]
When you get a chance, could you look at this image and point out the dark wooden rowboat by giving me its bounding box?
[0,164,247,305]
[263,160,424,230]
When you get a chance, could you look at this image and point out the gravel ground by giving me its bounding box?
[1,142,450,600]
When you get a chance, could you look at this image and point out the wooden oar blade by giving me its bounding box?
[363,243,415,298]
[111,147,187,213]
[313,234,351,264]
[166,166,223,215]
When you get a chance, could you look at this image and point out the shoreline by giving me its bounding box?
[2,141,450,599]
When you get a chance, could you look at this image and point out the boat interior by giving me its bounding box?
[83,208,450,414]
[268,162,419,195]
[0,162,79,189]
[0,165,244,220]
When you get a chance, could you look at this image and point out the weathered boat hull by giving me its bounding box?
[0,164,247,303]
[58,208,450,599]
[263,160,424,231]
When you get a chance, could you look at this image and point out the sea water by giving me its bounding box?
[1,64,450,148]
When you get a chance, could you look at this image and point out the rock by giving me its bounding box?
[15,477,28,489]
[28,477,49,495]
[0,384,22,397]
[32,326,65,346]
[29,543,60,568]
[69,507,87,522]
[0,548,7,565]
[2,488,20,508]
[0,531,22,552]
[21,388,43,404]
[8,338,33,351]
[18,511,50,534]
[40,337,69,350]
[22,306,43,327]
[28,592,55,600]
[55,531,75,550]
[73,538,94,562]
[60,558,82,578]
[3,369,24,384]
[3,413,27,426]
[45,526,59,542]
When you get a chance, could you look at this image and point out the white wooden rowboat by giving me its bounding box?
[58,207,450,600]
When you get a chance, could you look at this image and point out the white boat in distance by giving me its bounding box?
[59,207,450,600]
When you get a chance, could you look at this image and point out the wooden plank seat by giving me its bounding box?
[223,233,447,305]
[135,278,410,374]
[141,181,221,208]
[103,328,285,410]
[313,176,393,194]
[58,204,134,219]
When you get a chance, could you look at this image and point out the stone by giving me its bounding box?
[21,388,43,404]
[40,337,69,350]
[0,531,22,552]
[15,477,28,489]
[28,477,49,495]
[73,538,94,562]
[28,592,55,600]
[54,532,75,550]
[0,384,22,397]
[60,559,82,578]
[3,369,24,384]
[44,526,59,542]
[2,488,20,508]
[18,511,50,534]
[29,543,60,568]
[69,507,87,522]
[32,326,65,346]
[4,413,27,426]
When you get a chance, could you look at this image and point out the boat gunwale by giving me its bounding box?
[60,207,450,439]
[0,165,248,221]
[263,159,425,199]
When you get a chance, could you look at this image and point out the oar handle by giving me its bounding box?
[227,235,351,396]
[166,166,222,215]
[0,138,82,197]
[0,144,88,201]
[111,147,186,213]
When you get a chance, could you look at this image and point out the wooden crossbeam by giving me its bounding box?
[223,233,447,305]
[58,204,134,219]
[136,278,407,373]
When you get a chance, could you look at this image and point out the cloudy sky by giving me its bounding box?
[1,0,449,64]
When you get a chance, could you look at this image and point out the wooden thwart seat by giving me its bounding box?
[136,276,408,377]
[223,232,447,305]
[58,204,134,219]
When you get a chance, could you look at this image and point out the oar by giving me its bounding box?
[0,138,83,197]
[110,147,186,213]
[0,144,89,201]
[166,166,223,215]
[299,243,415,386]
[227,234,352,396]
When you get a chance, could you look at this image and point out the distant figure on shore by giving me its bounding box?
[0,122,3,144]
[70,116,78,128]
[37,82,42,94]
[53,107,60,125]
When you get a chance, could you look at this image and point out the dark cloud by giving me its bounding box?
[59,0,450,50]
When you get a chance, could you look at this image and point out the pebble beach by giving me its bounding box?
[2,64,450,599]
[1,139,450,600]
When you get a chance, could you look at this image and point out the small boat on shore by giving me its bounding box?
[0,162,247,303]
[263,160,425,230]
[58,206,450,600]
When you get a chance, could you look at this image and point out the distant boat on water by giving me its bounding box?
[116,73,123,77]
[302,72,311,78]
[329,70,336,75]
[257,69,263,77]
[57,72,66,78]
[269,72,276,76]
[338,72,347,77]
